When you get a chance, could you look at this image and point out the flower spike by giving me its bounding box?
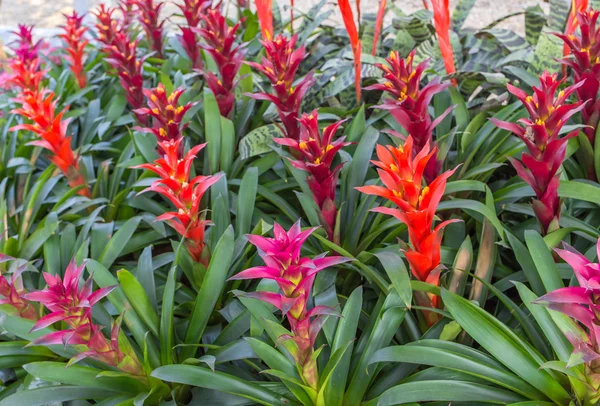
[338,0,362,102]
[59,11,89,88]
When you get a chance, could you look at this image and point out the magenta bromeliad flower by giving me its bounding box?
[22,260,144,375]
[491,71,586,235]
[557,9,600,179]
[133,83,195,146]
[230,221,351,388]
[365,50,452,182]
[195,7,246,117]
[534,239,600,403]
[134,0,165,59]
[0,254,36,321]
[176,0,213,70]
[246,34,315,141]
[274,110,351,242]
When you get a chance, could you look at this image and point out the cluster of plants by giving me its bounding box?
[2,0,600,404]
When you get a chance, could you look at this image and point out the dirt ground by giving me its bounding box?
[0,0,546,36]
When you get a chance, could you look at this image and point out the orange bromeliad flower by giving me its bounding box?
[59,11,89,88]
[430,0,456,77]
[357,136,458,321]
[11,91,91,198]
[255,0,273,40]
[338,0,362,102]
[133,138,221,265]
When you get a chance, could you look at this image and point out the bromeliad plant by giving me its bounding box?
[366,50,452,181]
[274,110,351,242]
[59,11,88,89]
[231,221,351,392]
[357,135,457,325]
[491,71,585,235]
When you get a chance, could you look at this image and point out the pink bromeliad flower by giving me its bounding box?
[491,71,586,235]
[23,260,143,375]
[534,239,600,402]
[133,138,221,265]
[365,50,452,182]
[231,221,351,388]
[274,110,351,241]
[246,34,315,141]
[0,254,36,321]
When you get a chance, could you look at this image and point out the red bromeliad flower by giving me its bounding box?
[196,8,246,117]
[11,91,91,197]
[230,221,351,388]
[2,57,45,94]
[133,83,194,145]
[105,33,148,124]
[133,138,221,265]
[134,0,165,59]
[534,239,600,402]
[563,0,589,59]
[176,0,212,70]
[338,0,362,102]
[274,110,351,241]
[11,24,42,63]
[365,50,452,181]
[119,0,138,31]
[246,34,315,141]
[430,0,456,77]
[0,255,36,321]
[255,0,273,40]
[59,11,88,89]
[356,136,458,323]
[557,9,600,179]
[372,0,387,56]
[23,260,143,375]
[491,71,586,234]
[94,5,122,50]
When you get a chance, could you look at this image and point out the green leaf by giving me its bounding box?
[181,227,234,360]
[21,212,59,260]
[117,269,159,337]
[374,252,412,308]
[529,29,562,75]
[98,216,141,268]
[0,386,111,406]
[220,117,235,173]
[371,380,526,405]
[559,180,600,204]
[205,88,222,173]
[23,362,147,394]
[235,167,258,237]
[151,365,293,406]
[370,341,543,400]
[160,266,177,366]
[238,124,284,159]
[442,289,571,405]
[451,0,476,31]
[524,230,563,293]
[323,286,363,406]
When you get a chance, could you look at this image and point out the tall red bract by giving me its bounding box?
[365,50,452,181]
[176,0,212,69]
[274,110,351,241]
[338,0,362,102]
[133,138,221,265]
[134,0,165,58]
[94,4,121,49]
[491,72,585,235]
[60,11,88,88]
[557,9,600,179]
[196,8,246,117]
[11,91,91,197]
[255,0,273,40]
[431,0,456,77]
[246,34,315,141]
[230,221,351,388]
[357,136,458,324]
[23,260,143,375]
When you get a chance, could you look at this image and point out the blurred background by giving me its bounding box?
[0,0,547,35]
